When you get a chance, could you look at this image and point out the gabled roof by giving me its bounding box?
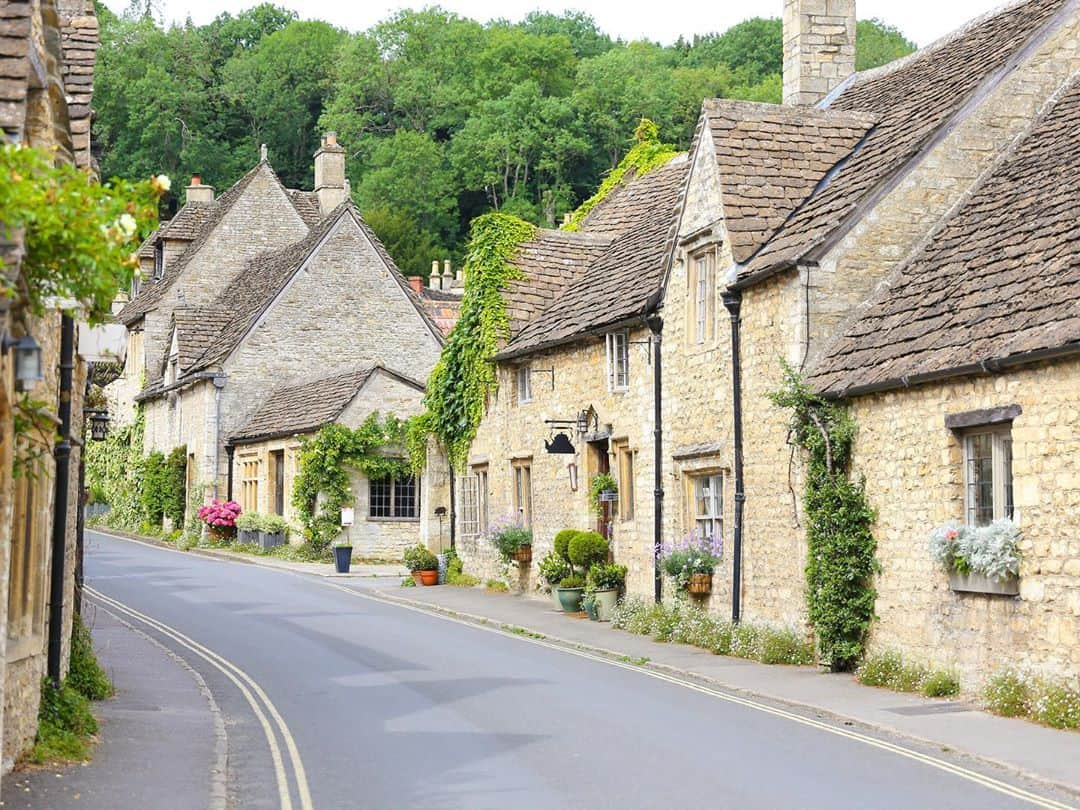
[229,363,424,444]
[498,156,689,358]
[703,99,876,263]
[736,0,1071,285]
[287,189,323,227]
[169,307,229,373]
[118,161,323,325]
[809,74,1080,396]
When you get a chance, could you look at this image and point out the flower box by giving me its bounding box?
[513,545,532,564]
[688,573,713,595]
[948,570,1019,596]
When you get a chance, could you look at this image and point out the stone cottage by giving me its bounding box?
[0,0,99,769]
[660,0,1079,683]
[113,137,456,549]
[455,156,688,594]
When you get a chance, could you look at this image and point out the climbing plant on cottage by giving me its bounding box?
[771,362,878,672]
[407,213,537,471]
[293,414,412,551]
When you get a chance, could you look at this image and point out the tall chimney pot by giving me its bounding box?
[314,132,347,215]
[431,260,442,290]
[408,276,424,294]
[783,0,856,107]
[186,175,214,204]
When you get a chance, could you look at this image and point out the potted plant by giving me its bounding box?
[258,514,289,551]
[236,511,260,545]
[333,540,352,574]
[660,531,723,595]
[582,584,599,621]
[588,562,627,621]
[556,574,586,612]
[197,499,241,542]
[568,530,609,572]
[404,544,440,586]
[929,519,1021,596]
[538,550,571,608]
[587,473,618,514]
[491,523,533,565]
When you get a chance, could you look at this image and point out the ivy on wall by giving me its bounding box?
[561,119,678,232]
[292,413,412,551]
[771,362,878,672]
[407,212,537,470]
[164,446,187,527]
[85,408,145,530]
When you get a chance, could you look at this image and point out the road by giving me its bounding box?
[84,531,1075,810]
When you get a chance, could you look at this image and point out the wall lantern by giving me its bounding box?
[2,332,43,392]
[576,406,599,436]
[545,431,575,454]
[87,409,110,441]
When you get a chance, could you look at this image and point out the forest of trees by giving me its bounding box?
[95,3,915,277]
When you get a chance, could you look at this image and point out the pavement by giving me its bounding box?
[4,603,225,810]
[31,529,1079,810]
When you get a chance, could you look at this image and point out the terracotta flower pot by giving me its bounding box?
[420,569,439,586]
[513,545,532,564]
[688,573,713,595]
[411,572,424,585]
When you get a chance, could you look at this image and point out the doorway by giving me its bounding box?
[271,450,285,516]
[588,438,611,539]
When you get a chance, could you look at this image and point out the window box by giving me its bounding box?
[947,570,1019,597]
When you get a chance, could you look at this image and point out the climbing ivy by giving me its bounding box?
[163,446,188,527]
[292,413,412,551]
[771,362,878,672]
[561,119,678,232]
[408,213,537,470]
[85,408,146,531]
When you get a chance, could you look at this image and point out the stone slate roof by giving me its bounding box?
[287,189,323,227]
[809,75,1080,396]
[170,306,228,373]
[137,226,162,259]
[737,0,1071,284]
[229,363,424,444]
[703,99,876,263]
[158,202,213,241]
[0,2,34,143]
[498,156,689,358]
[419,288,463,337]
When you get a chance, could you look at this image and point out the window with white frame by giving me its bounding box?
[606,331,629,392]
[691,251,715,344]
[458,465,488,538]
[691,473,723,540]
[512,458,533,527]
[153,242,164,280]
[517,366,532,403]
[963,427,1014,527]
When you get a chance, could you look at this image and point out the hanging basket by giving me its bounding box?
[514,545,533,564]
[687,573,713,595]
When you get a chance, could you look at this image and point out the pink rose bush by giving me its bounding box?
[197,499,242,537]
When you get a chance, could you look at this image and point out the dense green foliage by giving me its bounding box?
[491,525,533,563]
[611,598,815,666]
[552,529,578,561]
[983,669,1080,729]
[85,409,145,530]
[587,473,618,514]
[68,614,114,702]
[163,446,188,527]
[409,214,536,469]
[94,5,914,278]
[292,414,411,551]
[139,451,168,526]
[568,530,609,571]
[771,363,877,671]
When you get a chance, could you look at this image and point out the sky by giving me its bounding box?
[103,0,1009,47]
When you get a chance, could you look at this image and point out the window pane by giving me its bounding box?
[966,433,994,527]
[394,475,418,518]
[370,477,391,517]
[1002,437,1014,520]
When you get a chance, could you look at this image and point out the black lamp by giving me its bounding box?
[545,431,575,454]
[88,409,109,441]
[2,332,43,392]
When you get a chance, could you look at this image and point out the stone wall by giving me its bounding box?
[782,0,855,107]
[851,358,1080,685]
[460,326,657,597]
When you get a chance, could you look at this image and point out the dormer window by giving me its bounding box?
[606,331,629,392]
[153,241,164,280]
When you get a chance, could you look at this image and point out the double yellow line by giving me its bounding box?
[85,586,313,810]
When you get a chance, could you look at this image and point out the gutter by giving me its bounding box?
[226,443,235,502]
[47,314,75,687]
[721,291,745,624]
[134,369,221,402]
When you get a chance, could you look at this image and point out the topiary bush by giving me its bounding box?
[553,528,578,561]
[568,530,608,571]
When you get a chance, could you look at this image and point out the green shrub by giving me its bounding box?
[922,670,961,698]
[538,551,571,587]
[486,578,509,592]
[759,628,815,666]
[553,529,578,560]
[67,615,113,701]
[568,531,608,571]
[401,576,416,587]
[856,650,905,688]
[403,544,438,572]
[558,574,585,589]
[30,679,98,764]
[1029,681,1080,729]
[857,650,958,696]
[260,514,290,534]
[269,542,331,562]
[588,562,627,590]
[491,525,532,563]
[235,512,262,531]
[444,549,480,586]
[163,445,187,527]
[140,450,168,526]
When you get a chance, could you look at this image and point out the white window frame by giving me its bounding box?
[692,252,715,344]
[963,426,1014,528]
[459,465,488,538]
[692,473,723,540]
[517,366,532,404]
[606,331,629,392]
[512,459,533,528]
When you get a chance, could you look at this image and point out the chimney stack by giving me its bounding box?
[408,276,424,294]
[783,0,856,107]
[430,260,442,290]
[314,132,347,215]
[185,174,214,204]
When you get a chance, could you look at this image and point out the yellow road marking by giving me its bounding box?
[85,586,313,810]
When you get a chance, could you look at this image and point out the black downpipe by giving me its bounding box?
[226,444,235,501]
[722,292,746,624]
[448,461,456,551]
[48,314,75,687]
[647,316,664,603]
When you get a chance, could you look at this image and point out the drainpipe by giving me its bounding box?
[647,315,664,604]
[48,314,75,687]
[722,291,745,623]
[212,375,226,499]
[448,460,456,551]
[226,443,235,502]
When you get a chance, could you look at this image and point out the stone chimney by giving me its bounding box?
[783,0,856,107]
[408,276,424,294]
[185,174,214,204]
[441,260,453,289]
[314,132,347,215]
[430,260,442,290]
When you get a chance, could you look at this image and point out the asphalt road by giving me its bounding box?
[84,531,1075,810]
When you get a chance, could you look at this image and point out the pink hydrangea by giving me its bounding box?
[198,499,242,528]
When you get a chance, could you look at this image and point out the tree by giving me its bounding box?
[362,205,443,280]
[519,11,614,59]
[856,19,917,71]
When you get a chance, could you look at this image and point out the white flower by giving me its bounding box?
[118,213,137,236]
[152,174,171,193]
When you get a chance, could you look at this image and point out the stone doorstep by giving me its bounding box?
[361,584,1080,803]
